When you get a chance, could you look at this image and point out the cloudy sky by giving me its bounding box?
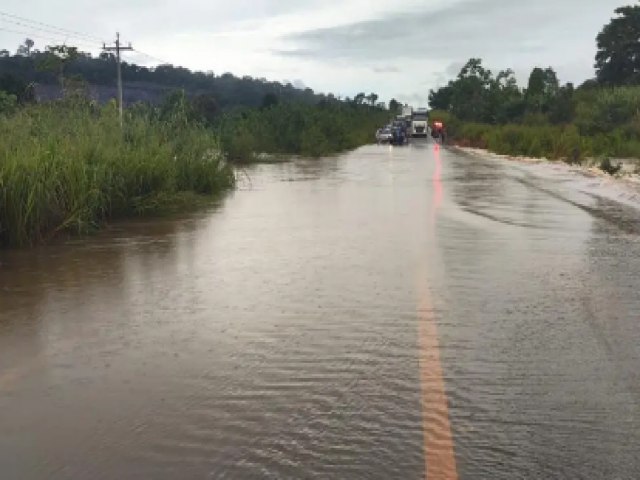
[0,0,628,105]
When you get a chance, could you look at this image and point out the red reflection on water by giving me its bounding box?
[432,145,443,212]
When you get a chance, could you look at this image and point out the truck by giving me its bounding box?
[411,108,429,138]
[401,105,413,119]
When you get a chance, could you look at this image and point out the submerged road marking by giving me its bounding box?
[419,145,458,480]
[418,290,458,480]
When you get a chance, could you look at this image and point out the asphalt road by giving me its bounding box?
[1,143,639,479]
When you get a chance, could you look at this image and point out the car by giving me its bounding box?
[376,127,393,143]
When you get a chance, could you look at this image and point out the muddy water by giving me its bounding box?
[1,144,639,479]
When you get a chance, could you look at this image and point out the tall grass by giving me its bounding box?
[454,123,640,161]
[218,102,389,162]
[0,100,234,248]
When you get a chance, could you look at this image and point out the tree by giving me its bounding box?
[0,49,9,57]
[191,93,219,124]
[16,38,35,56]
[458,58,493,83]
[0,74,36,103]
[547,83,575,124]
[429,84,454,110]
[261,92,279,109]
[388,98,400,112]
[449,58,494,122]
[595,4,640,85]
[367,92,379,106]
[488,69,524,123]
[429,59,526,124]
[578,78,599,90]
[354,92,366,105]
[99,52,115,61]
[37,45,80,92]
[525,67,560,112]
[527,67,559,98]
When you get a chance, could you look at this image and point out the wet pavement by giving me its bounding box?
[1,143,639,479]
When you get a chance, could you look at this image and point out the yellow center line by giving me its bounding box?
[418,145,458,480]
[418,288,458,480]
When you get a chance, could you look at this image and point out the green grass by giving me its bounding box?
[0,100,234,248]
[437,115,640,165]
[434,85,640,165]
[218,102,389,162]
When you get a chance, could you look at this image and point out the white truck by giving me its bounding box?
[411,108,429,138]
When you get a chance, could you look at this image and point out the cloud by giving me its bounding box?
[280,0,569,61]
[372,65,400,73]
[0,0,626,104]
[277,0,621,77]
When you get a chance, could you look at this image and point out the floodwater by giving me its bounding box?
[1,143,639,479]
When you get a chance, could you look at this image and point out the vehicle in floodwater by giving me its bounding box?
[376,126,393,144]
[410,108,429,138]
[431,120,446,144]
[376,120,409,146]
[391,119,410,145]
[390,125,408,146]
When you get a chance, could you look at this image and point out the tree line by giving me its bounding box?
[0,40,382,110]
[427,3,640,166]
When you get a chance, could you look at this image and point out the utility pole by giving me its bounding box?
[103,33,133,125]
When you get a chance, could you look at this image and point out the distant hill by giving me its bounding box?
[0,51,327,108]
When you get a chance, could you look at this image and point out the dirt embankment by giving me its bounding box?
[453,146,640,184]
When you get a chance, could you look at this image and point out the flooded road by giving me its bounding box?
[1,143,639,479]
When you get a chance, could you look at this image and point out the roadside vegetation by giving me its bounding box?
[429,4,640,170]
[217,100,389,161]
[0,41,388,248]
[0,96,234,248]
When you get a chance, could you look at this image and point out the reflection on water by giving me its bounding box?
[1,144,639,479]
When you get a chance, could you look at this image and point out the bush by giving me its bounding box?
[599,157,622,175]
[574,86,640,135]
[554,125,583,162]
[0,91,17,115]
[456,123,491,148]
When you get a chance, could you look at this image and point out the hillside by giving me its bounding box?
[0,50,326,108]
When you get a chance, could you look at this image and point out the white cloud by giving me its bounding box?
[0,0,625,106]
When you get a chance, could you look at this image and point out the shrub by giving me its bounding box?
[0,91,17,115]
[599,157,622,175]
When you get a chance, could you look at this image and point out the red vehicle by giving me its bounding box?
[431,120,447,144]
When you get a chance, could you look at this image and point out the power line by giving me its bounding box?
[0,12,172,64]
[0,17,102,46]
[0,11,103,43]
[0,25,99,50]
[0,17,97,48]
[132,48,172,66]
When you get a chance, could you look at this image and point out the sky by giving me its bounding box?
[0,0,629,106]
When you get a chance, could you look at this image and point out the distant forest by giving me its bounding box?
[0,43,330,108]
